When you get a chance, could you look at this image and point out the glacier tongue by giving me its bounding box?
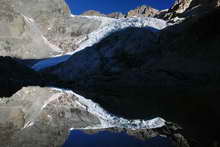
[32,16,168,71]
[70,16,168,54]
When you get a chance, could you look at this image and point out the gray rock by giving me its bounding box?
[0,0,103,59]
[0,0,69,59]
[107,12,126,19]
[127,5,159,18]
[158,0,220,21]
[45,16,101,53]
[81,10,106,17]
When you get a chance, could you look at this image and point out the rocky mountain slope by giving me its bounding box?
[127,5,159,17]
[0,0,69,59]
[159,0,220,20]
[81,5,159,18]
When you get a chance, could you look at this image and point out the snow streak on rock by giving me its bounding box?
[22,14,63,53]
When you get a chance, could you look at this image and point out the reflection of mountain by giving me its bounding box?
[0,0,220,147]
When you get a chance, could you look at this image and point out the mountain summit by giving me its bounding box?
[80,5,159,18]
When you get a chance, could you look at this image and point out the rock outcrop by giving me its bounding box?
[0,0,103,58]
[44,16,101,53]
[81,10,106,17]
[170,0,220,13]
[107,12,126,19]
[159,0,220,21]
[127,5,159,17]
[81,5,159,19]
[0,0,69,59]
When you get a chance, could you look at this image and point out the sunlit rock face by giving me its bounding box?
[80,5,159,18]
[9,0,70,34]
[127,5,159,18]
[81,10,106,17]
[44,16,101,53]
[0,0,102,58]
[160,0,220,21]
[0,0,69,59]
[107,12,126,19]
[170,0,220,13]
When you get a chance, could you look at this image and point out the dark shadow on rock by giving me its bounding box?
[0,56,68,97]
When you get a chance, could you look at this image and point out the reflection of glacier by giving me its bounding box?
[32,16,168,71]
[53,89,165,130]
[21,88,165,130]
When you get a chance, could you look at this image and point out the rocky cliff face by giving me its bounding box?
[107,12,126,19]
[160,0,220,20]
[127,5,159,17]
[170,0,220,13]
[81,10,106,17]
[80,5,159,18]
[0,0,69,59]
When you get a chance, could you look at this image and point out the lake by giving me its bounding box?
[63,130,174,147]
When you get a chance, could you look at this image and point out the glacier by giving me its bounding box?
[32,16,169,71]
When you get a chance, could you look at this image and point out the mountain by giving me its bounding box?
[127,5,159,17]
[42,1,220,147]
[159,0,220,20]
[107,12,126,19]
[1,0,220,147]
[81,10,106,17]
[80,5,159,18]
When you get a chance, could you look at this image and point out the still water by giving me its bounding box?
[63,130,174,147]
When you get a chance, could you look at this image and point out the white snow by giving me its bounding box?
[32,16,168,71]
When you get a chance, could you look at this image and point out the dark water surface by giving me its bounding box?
[63,130,174,147]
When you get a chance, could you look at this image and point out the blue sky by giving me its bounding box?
[65,0,176,15]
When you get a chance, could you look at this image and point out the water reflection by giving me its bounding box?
[63,130,174,147]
